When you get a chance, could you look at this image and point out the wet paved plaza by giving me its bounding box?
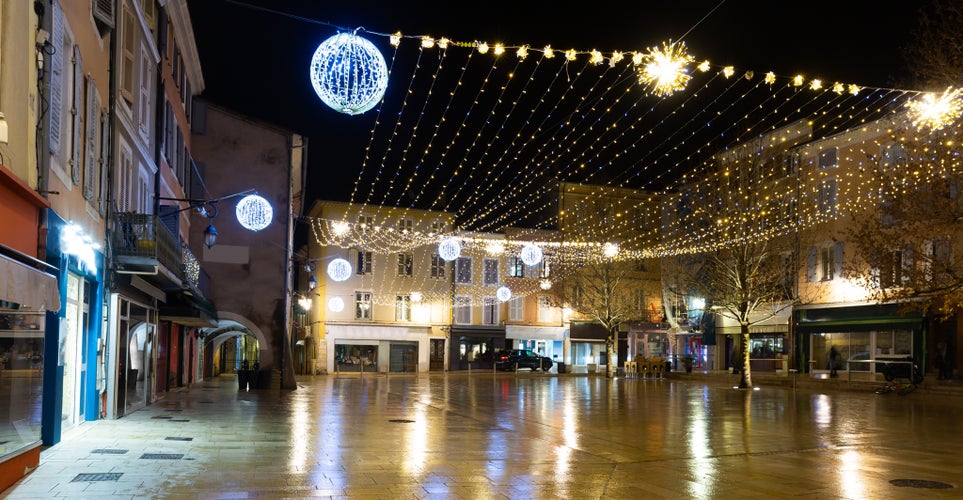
[3,372,963,499]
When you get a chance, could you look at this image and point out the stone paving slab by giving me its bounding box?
[2,371,962,499]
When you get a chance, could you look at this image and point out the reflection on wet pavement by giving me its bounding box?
[4,373,963,498]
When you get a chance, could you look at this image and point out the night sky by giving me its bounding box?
[186,0,924,223]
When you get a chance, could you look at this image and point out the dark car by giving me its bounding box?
[494,349,553,371]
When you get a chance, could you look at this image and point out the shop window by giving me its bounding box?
[335,344,377,372]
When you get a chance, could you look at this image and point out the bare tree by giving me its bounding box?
[902,0,963,89]
[666,239,797,388]
[561,258,657,378]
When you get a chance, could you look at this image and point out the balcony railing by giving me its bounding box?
[112,212,182,281]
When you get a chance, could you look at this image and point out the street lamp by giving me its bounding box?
[308,274,318,290]
[203,223,218,249]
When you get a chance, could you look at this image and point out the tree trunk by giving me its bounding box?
[739,325,752,388]
[606,335,615,378]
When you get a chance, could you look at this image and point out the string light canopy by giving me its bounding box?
[327,257,353,282]
[235,194,273,231]
[309,31,389,115]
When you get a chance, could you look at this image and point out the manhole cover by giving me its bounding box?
[890,479,954,489]
[169,419,191,422]
[91,449,129,455]
[71,473,122,482]
[389,419,415,423]
[140,453,185,460]
[165,437,193,441]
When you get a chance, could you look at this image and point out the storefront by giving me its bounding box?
[0,250,60,489]
[107,276,160,419]
[327,324,441,373]
[41,213,105,445]
[795,303,925,377]
[505,325,564,365]
[569,321,626,371]
[627,322,671,359]
[449,325,507,370]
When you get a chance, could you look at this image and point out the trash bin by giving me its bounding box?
[556,362,565,374]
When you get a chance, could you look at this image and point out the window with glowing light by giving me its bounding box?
[808,243,843,282]
[395,295,411,322]
[430,254,447,279]
[397,253,412,277]
[455,257,472,284]
[508,256,524,277]
[482,297,498,325]
[354,291,372,320]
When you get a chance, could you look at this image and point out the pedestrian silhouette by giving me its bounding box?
[828,346,840,378]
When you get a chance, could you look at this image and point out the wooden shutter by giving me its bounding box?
[806,246,817,282]
[84,76,99,200]
[93,0,115,30]
[71,45,83,185]
[48,2,64,153]
[833,242,844,280]
[98,110,110,215]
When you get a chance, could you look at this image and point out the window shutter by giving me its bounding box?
[98,110,110,215]
[93,0,115,30]
[84,76,99,201]
[806,246,817,282]
[48,3,64,153]
[902,247,914,285]
[121,8,135,103]
[71,45,83,185]
[833,242,844,280]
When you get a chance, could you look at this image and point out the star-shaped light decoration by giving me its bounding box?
[764,72,776,84]
[637,42,695,97]
[907,87,963,131]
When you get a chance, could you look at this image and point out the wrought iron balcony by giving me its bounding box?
[112,212,183,282]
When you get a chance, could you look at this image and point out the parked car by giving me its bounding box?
[494,349,553,371]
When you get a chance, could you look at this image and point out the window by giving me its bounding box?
[878,248,912,289]
[397,253,412,276]
[817,178,837,215]
[879,143,905,171]
[570,285,584,309]
[355,292,372,320]
[137,167,151,214]
[483,258,499,285]
[117,143,133,211]
[83,77,100,202]
[509,296,524,321]
[454,296,471,324]
[356,251,372,275]
[508,256,524,277]
[455,257,472,284]
[120,6,135,105]
[430,254,446,279]
[358,214,374,228]
[537,296,553,322]
[397,218,413,234]
[138,47,153,140]
[807,243,843,282]
[395,295,411,321]
[818,148,837,169]
[431,220,446,234]
[482,297,498,325]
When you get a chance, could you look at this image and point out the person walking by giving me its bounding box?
[828,346,840,378]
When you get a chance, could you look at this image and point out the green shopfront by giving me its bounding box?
[795,303,925,378]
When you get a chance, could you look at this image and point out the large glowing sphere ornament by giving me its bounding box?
[327,258,353,282]
[496,286,512,302]
[235,194,273,231]
[328,296,345,313]
[309,32,389,115]
[520,243,543,266]
[438,237,461,261]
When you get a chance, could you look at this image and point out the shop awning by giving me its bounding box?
[505,325,565,340]
[0,252,60,312]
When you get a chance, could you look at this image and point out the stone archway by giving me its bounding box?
[200,311,275,372]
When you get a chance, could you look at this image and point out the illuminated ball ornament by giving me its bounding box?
[438,237,461,261]
[328,296,345,313]
[235,195,273,231]
[496,286,512,302]
[326,258,352,282]
[520,243,543,266]
[309,32,388,115]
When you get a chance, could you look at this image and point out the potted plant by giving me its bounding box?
[682,355,694,373]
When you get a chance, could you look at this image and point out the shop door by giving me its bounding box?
[119,300,154,416]
[429,339,445,371]
[389,342,418,372]
[62,273,89,429]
